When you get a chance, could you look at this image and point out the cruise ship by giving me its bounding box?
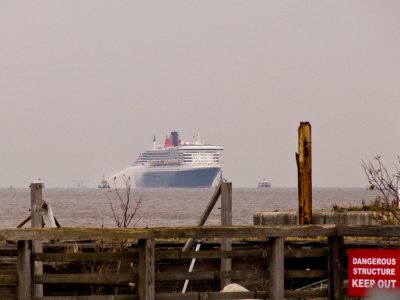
[111,131,223,188]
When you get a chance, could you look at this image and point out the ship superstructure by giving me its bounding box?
[113,131,223,188]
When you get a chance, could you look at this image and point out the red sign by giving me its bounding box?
[348,249,400,296]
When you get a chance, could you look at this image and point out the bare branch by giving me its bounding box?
[111,175,141,229]
[362,156,400,224]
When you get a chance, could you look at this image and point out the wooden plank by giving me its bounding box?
[338,225,400,237]
[297,122,312,225]
[285,248,328,258]
[31,182,44,298]
[156,291,258,299]
[37,248,251,263]
[138,239,155,300]
[220,181,232,289]
[156,270,264,281]
[285,269,328,278]
[35,271,266,285]
[328,236,344,300]
[41,293,259,300]
[39,296,137,300]
[34,273,137,284]
[156,294,200,300]
[182,181,222,251]
[35,251,137,262]
[0,225,339,241]
[284,289,327,298]
[268,237,284,300]
[17,240,31,300]
[0,286,16,300]
[192,180,222,227]
[3,225,400,244]
[156,290,325,300]
[11,247,266,263]
[157,248,265,260]
[0,274,17,284]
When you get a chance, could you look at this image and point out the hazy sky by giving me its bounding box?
[1,1,399,188]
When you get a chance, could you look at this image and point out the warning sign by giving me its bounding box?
[348,249,400,296]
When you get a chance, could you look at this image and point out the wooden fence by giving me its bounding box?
[1,182,398,299]
[1,224,400,299]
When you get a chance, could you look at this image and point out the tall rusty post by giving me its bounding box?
[296,122,312,225]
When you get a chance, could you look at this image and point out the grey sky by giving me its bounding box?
[1,1,399,188]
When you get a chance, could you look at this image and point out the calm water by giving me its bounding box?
[0,187,379,228]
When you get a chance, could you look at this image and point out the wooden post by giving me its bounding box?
[182,181,222,251]
[328,236,344,300]
[220,181,232,289]
[17,240,31,300]
[138,239,155,300]
[30,182,44,297]
[297,122,312,225]
[268,237,284,300]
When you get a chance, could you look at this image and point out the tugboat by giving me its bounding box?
[98,175,110,189]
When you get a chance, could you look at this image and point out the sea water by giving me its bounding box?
[0,187,379,228]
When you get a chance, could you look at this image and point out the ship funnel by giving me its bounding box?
[171,131,179,146]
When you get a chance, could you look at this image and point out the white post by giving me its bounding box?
[182,242,201,293]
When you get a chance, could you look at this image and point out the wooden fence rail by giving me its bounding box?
[1,225,400,300]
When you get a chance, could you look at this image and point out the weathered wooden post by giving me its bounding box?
[268,237,285,299]
[31,182,44,297]
[17,240,31,300]
[181,181,222,293]
[220,181,232,289]
[328,236,344,300]
[138,239,155,300]
[182,181,222,251]
[297,122,312,225]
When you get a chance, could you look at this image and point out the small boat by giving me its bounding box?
[98,175,110,189]
[258,179,271,188]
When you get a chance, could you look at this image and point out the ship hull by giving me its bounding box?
[134,166,221,188]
